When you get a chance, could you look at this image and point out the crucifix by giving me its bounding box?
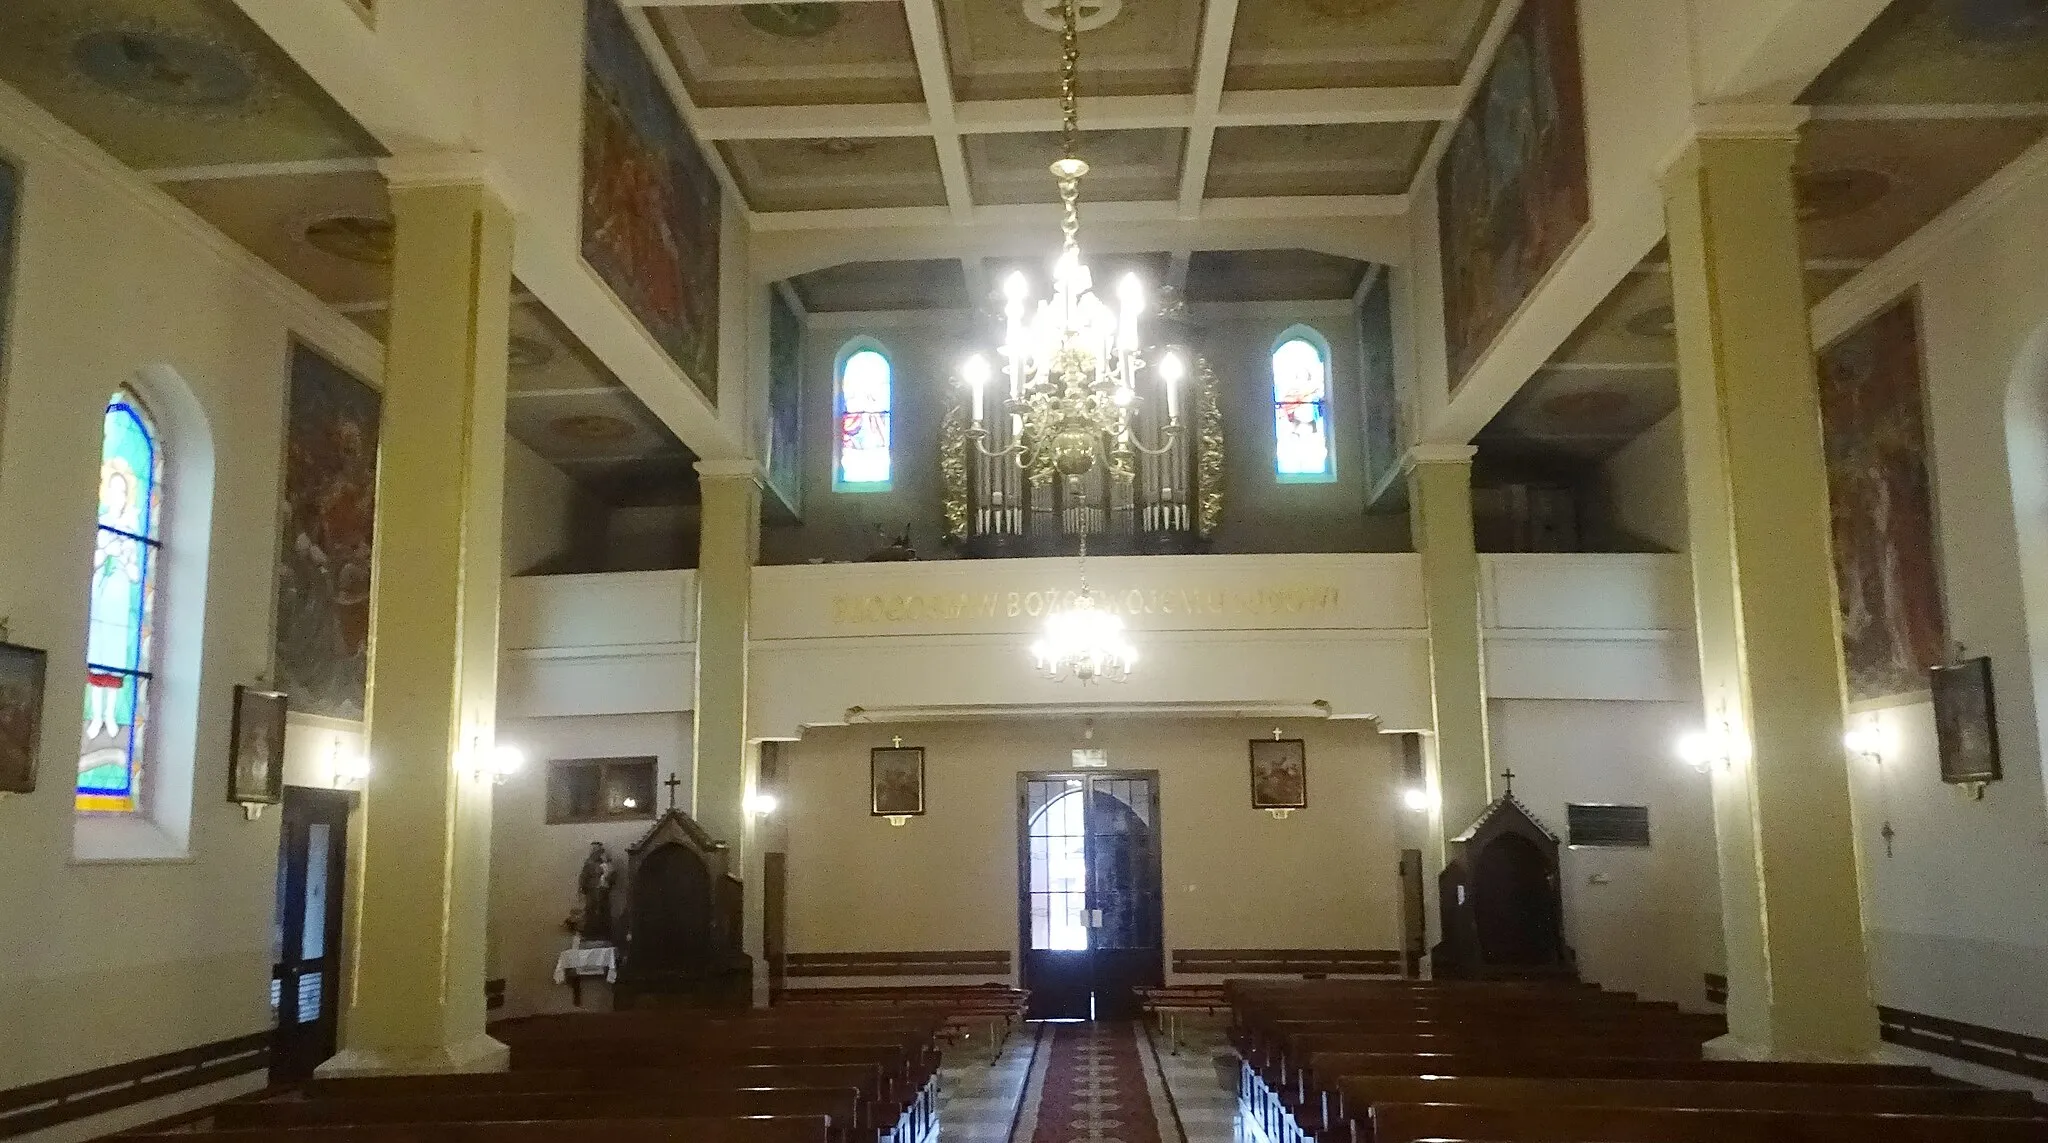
[663,773,682,812]
[893,735,903,748]
[1880,820,1896,859]
[1501,767,1516,794]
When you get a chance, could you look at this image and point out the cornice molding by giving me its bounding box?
[0,79,384,382]
[1404,443,1478,468]
[694,458,764,482]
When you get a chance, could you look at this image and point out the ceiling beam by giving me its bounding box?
[1177,0,1242,220]
[143,156,383,184]
[899,0,975,221]
[748,194,1409,233]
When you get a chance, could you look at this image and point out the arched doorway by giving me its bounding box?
[1019,772,1164,1020]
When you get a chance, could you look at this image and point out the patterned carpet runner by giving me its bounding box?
[1027,1023,1164,1143]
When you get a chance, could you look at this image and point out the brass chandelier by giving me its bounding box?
[955,0,1187,486]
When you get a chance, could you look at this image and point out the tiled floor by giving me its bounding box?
[937,1017,1247,1143]
[1138,1018,1248,1143]
[933,1021,1041,1142]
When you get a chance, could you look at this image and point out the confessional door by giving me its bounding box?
[270,786,354,1081]
[1019,772,1163,1021]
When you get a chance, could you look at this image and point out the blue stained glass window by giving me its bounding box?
[78,391,162,814]
[836,344,892,490]
[1273,331,1335,483]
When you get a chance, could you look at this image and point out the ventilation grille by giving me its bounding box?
[1566,803,1651,848]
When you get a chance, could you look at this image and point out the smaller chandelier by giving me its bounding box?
[1031,591,1138,684]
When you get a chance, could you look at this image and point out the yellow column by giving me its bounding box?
[1663,112,1880,1061]
[692,462,763,1002]
[692,463,760,847]
[323,157,514,1075]
[1408,445,1492,850]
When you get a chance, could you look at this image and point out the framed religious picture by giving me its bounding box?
[1930,657,2002,789]
[1250,737,1308,810]
[228,685,289,805]
[870,745,926,819]
[0,641,49,795]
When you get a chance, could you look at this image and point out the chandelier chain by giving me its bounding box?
[1060,0,1081,162]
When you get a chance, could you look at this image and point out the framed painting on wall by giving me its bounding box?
[273,342,380,720]
[1437,0,1590,389]
[1818,296,1948,704]
[870,745,926,819]
[1249,737,1308,810]
[0,640,48,795]
[229,685,289,806]
[581,0,723,403]
[1930,656,2001,790]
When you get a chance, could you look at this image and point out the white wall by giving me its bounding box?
[0,82,379,1128]
[1602,412,1688,553]
[1488,699,1720,1007]
[488,712,694,1018]
[775,717,1415,976]
[1808,138,2048,1044]
[503,437,579,576]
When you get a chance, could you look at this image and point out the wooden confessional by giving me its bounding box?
[1432,791,1578,980]
[612,808,753,1009]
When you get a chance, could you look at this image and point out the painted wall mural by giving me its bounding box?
[1357,273,1401,500]
[766,287,804,515]
[273,343,380,721]
[1437,0,1590,389]
[1817,296,1948,704]
[582,0,722,404]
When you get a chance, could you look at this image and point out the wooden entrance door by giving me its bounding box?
[270,786,353,1082]
[1019,772,1163,1021]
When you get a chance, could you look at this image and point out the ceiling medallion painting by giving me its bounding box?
[1796,167,1894,221]
[807,137,882,157]
[1623,305,1676,340]
[1294,0,1404,19]
[742,3,841,39]
[508,335,557,372]
[1023,0,1123,32]
[302,215,393,266]
[550,414,636,444]
[71,26,254,108]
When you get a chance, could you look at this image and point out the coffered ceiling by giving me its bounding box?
[633,0,1494,223]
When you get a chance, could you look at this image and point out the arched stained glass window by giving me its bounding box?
[1273,329,1335,483]
[835,342,892,491]
[78,391,163,814]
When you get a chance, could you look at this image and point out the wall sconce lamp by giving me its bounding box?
[1677,725,1741,773]
[745,792,780,817]
[329,740,371,787]
[1844,719,1893,766]
[1402,785,1439,814]
[470,739,523,785]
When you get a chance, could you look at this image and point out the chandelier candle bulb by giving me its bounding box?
[963,355,990,422]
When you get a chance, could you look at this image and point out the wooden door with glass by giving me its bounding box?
[1018,771,1163,1021]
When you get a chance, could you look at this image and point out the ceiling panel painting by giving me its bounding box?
[1550,269,1675,368]
[649,2,924,108]
[1805,0,2048,106]
[1206,122,1433,198]
[718,136,948,212]
[790,258,971,313]
[1477,365,1679,462]
[939,0,1202,102]
[509,297,623,396]
[1797,115,2048,261]
[161,169,389,305]
[1185,248,1370,304]
[1226,0,1504,90]
[966,128,1185,204]
[0,0,382,171]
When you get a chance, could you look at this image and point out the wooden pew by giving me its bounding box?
[215,1090,866,1143]
[125,1117,832,1143]
[1367,1102,2048,1142]
[1303,1050,1959,1136]
[1335,1075,2041,1141]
